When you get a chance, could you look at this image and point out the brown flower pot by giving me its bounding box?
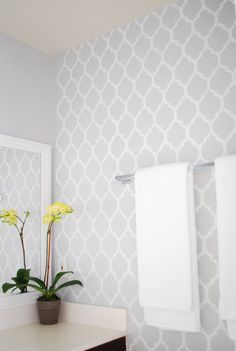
[37,299,61,325]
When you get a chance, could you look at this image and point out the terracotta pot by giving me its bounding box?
[37,299,61,325]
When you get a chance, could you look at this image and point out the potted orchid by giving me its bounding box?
[1,202,82,325]
[28,202,82,325]
[0,209,30,293]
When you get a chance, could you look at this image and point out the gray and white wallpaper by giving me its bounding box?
[54,0,236,349]
[0,147,41,288]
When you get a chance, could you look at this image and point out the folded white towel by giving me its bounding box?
[135,163,200,332]
[215,155,236,339]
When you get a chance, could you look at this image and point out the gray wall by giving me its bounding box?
[1,0,236,350]
[54,0,236,350]
[0,34,56,145]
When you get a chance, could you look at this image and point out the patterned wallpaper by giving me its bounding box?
[54,0,236,349]
[0,147,41,289]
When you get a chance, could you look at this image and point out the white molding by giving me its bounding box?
[0,134,51,154]
[0,134,51,307]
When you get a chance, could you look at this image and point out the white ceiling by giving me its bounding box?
[0,0,173,56]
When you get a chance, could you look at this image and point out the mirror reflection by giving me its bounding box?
[0,146,41,292]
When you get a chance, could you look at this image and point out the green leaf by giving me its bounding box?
[27,284,45,295]
[29,277,47,290]
[16,283,28,293]
[44,291,56,299]
[51,271,73,289]
[11,287,19,293]
[11,277,27,284]
[17,268,30,280]
[2,283,16,293]
[2,269,31,294]
[11,269,31,287]
[8,269,30,293]
[54,279,82,293]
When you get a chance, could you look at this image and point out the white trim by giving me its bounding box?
[0,134,51,154]
[0,134,51,307]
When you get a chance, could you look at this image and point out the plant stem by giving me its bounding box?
[44,223,53,288]
[20,212,28,269]
[16,216,24,225]
[15,223,27,269]
[19,229,26,269]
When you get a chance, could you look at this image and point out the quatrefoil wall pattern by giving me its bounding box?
[55,0,236,349]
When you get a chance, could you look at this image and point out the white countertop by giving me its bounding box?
[0,301,127,350]
[0,321,126,351]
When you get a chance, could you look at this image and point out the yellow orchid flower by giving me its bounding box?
[46,202,73,216]
[43,202,73,224]
[55,202,73,214]
[0,209,30,271]
[43,214,54,224]
[0,209,18,225]
[43,213,61,224]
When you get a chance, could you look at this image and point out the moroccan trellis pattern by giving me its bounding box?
[55,0,236,349]
[0,147,41,289]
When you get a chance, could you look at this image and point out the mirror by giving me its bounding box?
[0,134,51,304]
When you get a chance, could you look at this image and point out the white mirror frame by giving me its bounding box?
[0,134,51,308]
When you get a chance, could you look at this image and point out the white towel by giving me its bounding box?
[215,156,236,339]
[135,163,200,332]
